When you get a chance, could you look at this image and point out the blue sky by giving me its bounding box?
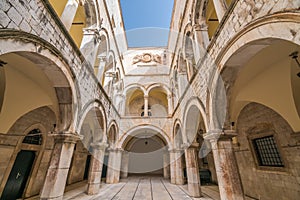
[120,0,174,47]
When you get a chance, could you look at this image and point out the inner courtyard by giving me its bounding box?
[0,0,299,200]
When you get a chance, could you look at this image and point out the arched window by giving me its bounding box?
[22,129,42,145]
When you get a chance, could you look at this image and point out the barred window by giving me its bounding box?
[252,135,284,167]
[22,129,42,145]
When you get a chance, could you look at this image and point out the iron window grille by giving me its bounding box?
[252,135,284,167]
[22,129,42,145]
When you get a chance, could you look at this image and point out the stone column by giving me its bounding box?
[212,0,227,22]
[144,95,149,117]
[60,0,80,31]
[80,28,100,67]
[178,73,188,97]
[167,94,173,117]
[174,149,185,185]
[106,148,122,184]
[96,56,107,83]
[163,152,170,179]
[169,150,176,184]
[185,143,202,197]
[86,142,108,195]
[40,133,81,200]
[193,23,210,53]
[204,130,244,200]
[120,151,129,179]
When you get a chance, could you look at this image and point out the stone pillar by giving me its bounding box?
[167,94,173,116]
[96,56,106,83]
[178,73,188,97]
[193,23,210,53]
[144,95,149,117]
[163,152,170,179]
[80,28,100,67]
[60,0,80,31]
[169,150,176,184]
[185,143,202,197]
[212,0,227,22]
[106,148,122,184]
[86,142,108,195]
[174,149,185,185]
[120,151,129,179]
[40,133,81,200]
[204,130,244,200]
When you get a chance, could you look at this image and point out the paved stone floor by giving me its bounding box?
[63,176,221,200]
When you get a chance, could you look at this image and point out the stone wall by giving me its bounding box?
[0,106,55,198]
[0,0,120,132]
[171,0,300,131]
[236,102,300,200]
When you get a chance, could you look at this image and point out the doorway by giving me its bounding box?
[1,150,35,200]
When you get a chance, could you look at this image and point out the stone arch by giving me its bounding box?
[193,0,208,23]
[195,0,219,39]
[106,51,116,71]
[173,119,183,149]
[219,16,300,68]
[76,100,107,146]
[0,35,77,133]
[107,120,118,147]
[103,51,117,96]
[119,125,170,175]
[94,29,109,81]
[99,28,111,52]
[216,18,300,131]
[146,83,171,96]
[146,84,170,117]
[124,83,147,95]
[118,125,171,149]
[124,84,146,116]
[182,23,194,57]
[183,23,197,80]
[83,0,100,28]
[183,97,207,144]
[177,49,187,73]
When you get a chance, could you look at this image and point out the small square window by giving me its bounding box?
[252,135,284,167]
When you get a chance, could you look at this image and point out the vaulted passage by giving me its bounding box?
[122,128,168,176]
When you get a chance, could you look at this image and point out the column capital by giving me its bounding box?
[181,142,189,149]
[82,27,99,35]
[97,55,107,62]
[193,23,208,31]
[182,142,199,149]
[51,132,82,144]
[108,147,124,153]
[204,129,237,142]
[90,142,108,150]
[144,95,149,99]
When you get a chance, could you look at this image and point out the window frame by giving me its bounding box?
[247,131,286,172]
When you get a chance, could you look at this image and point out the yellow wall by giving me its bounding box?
[206,0,219,39]
[231,41,300,131]
[48,0,86,47]
[48,0,68,16]
[69,5,86,46]
[0,53,58,133]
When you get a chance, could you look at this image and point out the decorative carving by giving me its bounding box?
[132,53,162,64]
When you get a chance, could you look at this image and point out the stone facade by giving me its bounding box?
[0,0,299,199]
